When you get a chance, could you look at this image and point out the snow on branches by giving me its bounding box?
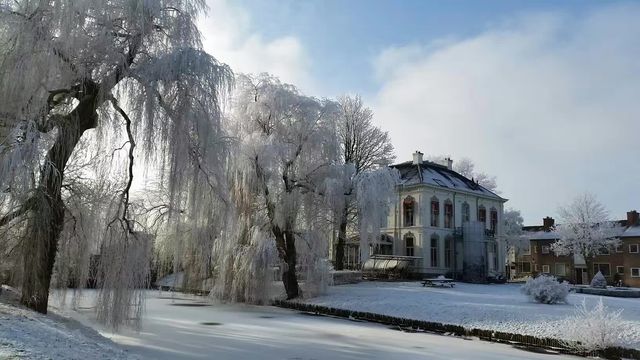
[521,275,570,304]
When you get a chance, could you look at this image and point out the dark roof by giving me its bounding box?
[390,160,506,201]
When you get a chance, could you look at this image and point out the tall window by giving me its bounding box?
[461,202,470,223]
[593,263,611,277]
[405,236,415,257]
[478,205,486,224]
[403,196,415,227]
[444,236,452,268]
[430,198,439,227]
[430,235,439,267]
[444,200,453,228]
[490,208,498,232]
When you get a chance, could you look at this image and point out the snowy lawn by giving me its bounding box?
[64,291,579,360]
[0,289,137,360]
[299,281,640,348]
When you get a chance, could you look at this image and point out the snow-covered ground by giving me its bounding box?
[0,287,137,359]
[62,291,579,360]
[299,281,640,348]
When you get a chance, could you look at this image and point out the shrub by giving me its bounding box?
[563,297,633,351]
[521,275,570,304]
[590,271,607,289]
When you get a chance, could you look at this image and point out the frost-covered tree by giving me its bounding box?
[521,275,570,304]
[551,193,620,282]
[333,95,395,270]
[220,74,340,300]
[590,271,607,289]
[454,158,498,193]
[502,208,526,253]
[563,298,633,351]
[427,156,498,192]
[0,0,231,319]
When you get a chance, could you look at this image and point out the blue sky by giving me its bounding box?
[200,0,640,224]
[230,0,605,96]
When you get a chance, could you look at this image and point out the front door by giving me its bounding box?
[575,268,588,285]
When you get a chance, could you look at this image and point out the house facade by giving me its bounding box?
[515,211,640,287]
[371,151,508,281]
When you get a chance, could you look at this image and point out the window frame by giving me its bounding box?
[430,199,440,227]
[490,208,498,232]
[444,201,453,229]
[403,196,415,227]
[444,237,452,268]
[630,244,639,254]
[461,202,470,223]
[541,245,550,254]
[542,264,550,273]
[593,263,611,277]
[478,206,486,224]
[405,236,415,257]
[555,263,566,276]
[430,236,439,267]
[631,268,640,278]
[616,266,625,275]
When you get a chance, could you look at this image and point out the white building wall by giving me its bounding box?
[381,184,507,276]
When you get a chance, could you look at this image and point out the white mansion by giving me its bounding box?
[354,151,508,281]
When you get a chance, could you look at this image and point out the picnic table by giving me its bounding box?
[422,277,455,288]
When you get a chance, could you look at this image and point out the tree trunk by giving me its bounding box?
[20,88,98,313]
[585,257,594,285]
[281,229,300,299]
[334,205,349,271]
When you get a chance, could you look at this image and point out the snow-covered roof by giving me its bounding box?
[621,226,640,238]
[523,230,559,240]
[391,160,506,201]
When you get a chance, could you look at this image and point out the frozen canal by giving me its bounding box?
[67,291,577,360]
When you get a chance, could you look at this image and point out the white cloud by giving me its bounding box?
[371,5,640,223]
[199,0,314,92]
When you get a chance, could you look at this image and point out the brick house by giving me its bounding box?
[516,211,640,287]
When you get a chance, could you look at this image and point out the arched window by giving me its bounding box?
[490,208,498,232]
[430,197,439,227]
[444,199,453,228]
[478,205,486,224]
[430,234,439,267]
[444,235,453,268]
[405,234,415,257]
[403,196,415,227]
[461,202,470,223]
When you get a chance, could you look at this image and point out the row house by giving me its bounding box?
[367,151,508,281]
[515,211,640,287]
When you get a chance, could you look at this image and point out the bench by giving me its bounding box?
[422,278,455,288]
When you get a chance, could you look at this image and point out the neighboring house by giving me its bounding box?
[353,151,508,281]
[515,211,640,287]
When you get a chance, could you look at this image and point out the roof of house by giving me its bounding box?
[390,160,506,201]
[523,219,640,240]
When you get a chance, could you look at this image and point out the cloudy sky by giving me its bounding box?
[199,0,640,224]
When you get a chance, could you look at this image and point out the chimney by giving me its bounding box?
[543,216,555,231]
[445,157,453,170]
[412,151,424,165]
[627,210,639,227]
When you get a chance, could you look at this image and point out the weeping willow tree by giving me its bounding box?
[0,0,231,323]
[211,74,398,302]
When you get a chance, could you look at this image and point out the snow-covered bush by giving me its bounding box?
[590,271,607,289]
[563,298,633,351]
[521,275,570,304]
